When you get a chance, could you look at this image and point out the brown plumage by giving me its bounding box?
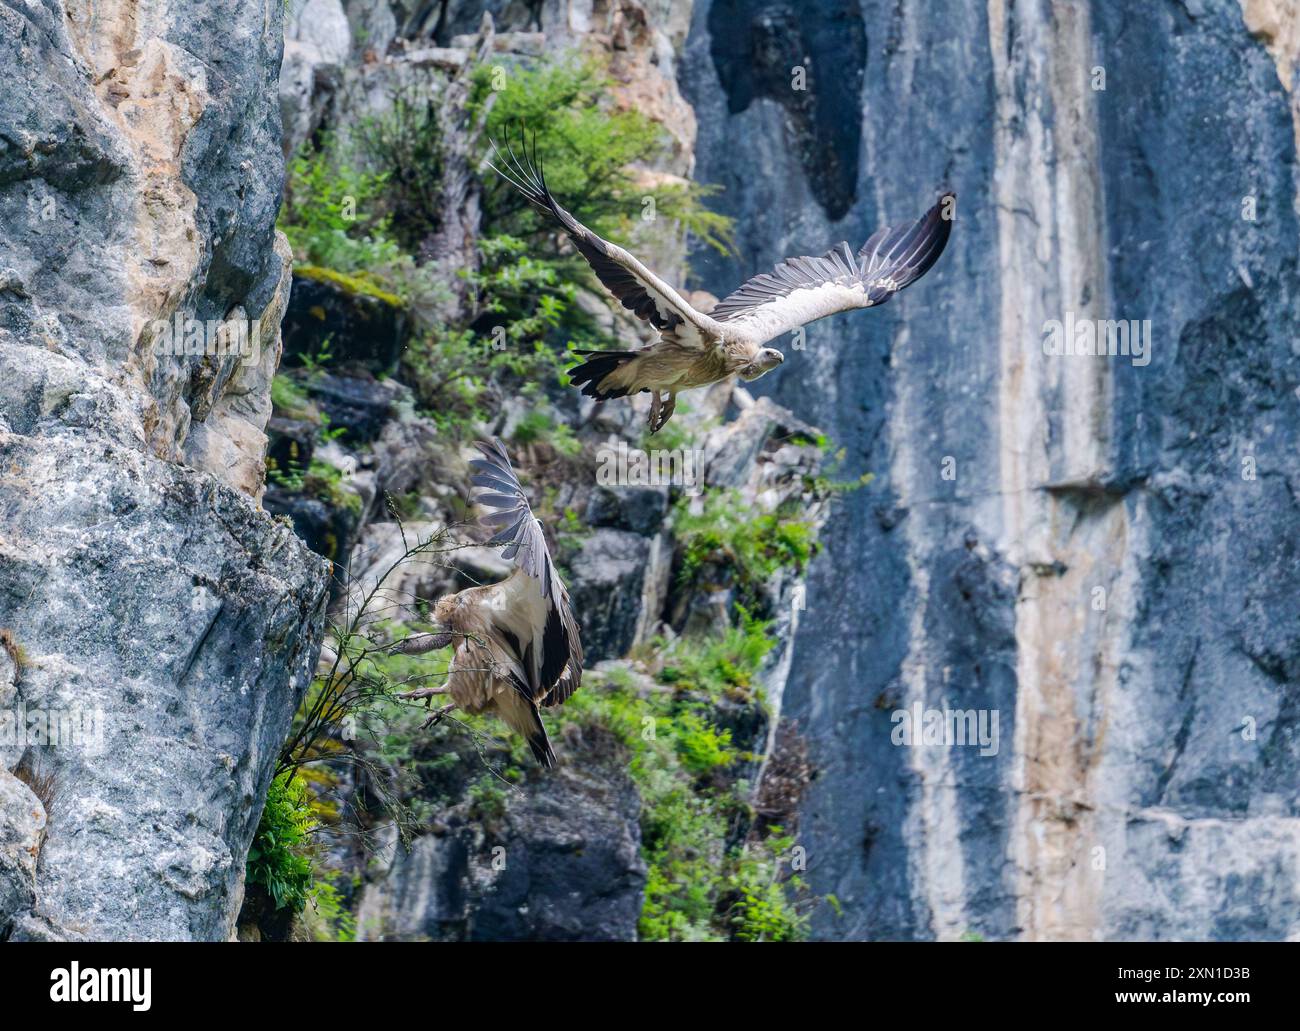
[486,133,955,432]
[399,440,582,766]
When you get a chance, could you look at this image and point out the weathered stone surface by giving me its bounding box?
[0,770,44,937]
[304,371,401,444]
[685,0,1300,941]
[183,233,296,501]
[0,640,22,772]
[0,0,329,939]
[0,0,289,496]
[568,528,657,662]
[281,0,353,156]
[584,483,670,537]
[356,750,646,941]
[0,435,328,940]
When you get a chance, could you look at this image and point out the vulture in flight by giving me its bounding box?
[487,135,955,432]
[398,439,582,767]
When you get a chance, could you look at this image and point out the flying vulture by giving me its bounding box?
[398,439,582,767]
[487,135,955,432]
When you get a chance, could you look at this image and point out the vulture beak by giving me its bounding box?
[739,349,785,381]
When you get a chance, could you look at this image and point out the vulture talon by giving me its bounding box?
[399,686,447,703]
[421,703,456,730]
[659,392,676,429]
[646,391,674,434]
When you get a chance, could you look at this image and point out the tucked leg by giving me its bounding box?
[659,392,677,429]
[398,685,448,701]
[647,390,662,432]
[393,630,453,655]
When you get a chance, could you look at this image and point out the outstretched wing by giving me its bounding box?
[711,192,955,343]
[469,439,583,706]
[486,133,719,349]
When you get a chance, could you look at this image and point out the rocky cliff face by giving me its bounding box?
[684,0,1300,940]
[0,0,328,940]
[259,0,832,941]
[6,0,1293,944]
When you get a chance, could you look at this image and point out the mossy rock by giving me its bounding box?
[282,266,408,375]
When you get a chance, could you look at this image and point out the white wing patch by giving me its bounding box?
[712,193,955,346]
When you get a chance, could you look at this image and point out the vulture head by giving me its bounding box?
[432,594,461,627]
[738,347,785,381]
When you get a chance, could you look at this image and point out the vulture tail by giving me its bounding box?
[500,691,558,768]
[568,349,639,400]
[524,708,557,768]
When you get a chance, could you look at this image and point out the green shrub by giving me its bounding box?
[354,82,446,253]
[247,771,317,914]
[473,57,733,255]
[279,131,403,278]
[673,710,737,775]
[399,235,579,435]
[307,876,359,943]
[270,373,317,421]
[549,605,806,942]
[510,406,581,456]
[302,459,362,515]
[659,605,775,699]
[724,833,809,942]
[673,490,820,599]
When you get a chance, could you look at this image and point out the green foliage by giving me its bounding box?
[247,771,317,914]
[723,832,809,942]
[510,406,581,456]
[266,456,360,515]
[673,489,820,600]
[270,373,318,422]
[303,459,362,514]
[354,83,445,253]
[672,710,737,775]
[279,133,448,316]
[472,57,733,255]
[279,131,403,279]
[466,775,510,824]
[638,788,728,941]
[659,605,775,700]
[552,679,729,941]
[308,877,359,943]
[550,604,807,942]
[399,235,579,435]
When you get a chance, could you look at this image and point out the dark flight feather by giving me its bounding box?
[711,193,955,322]
[470,439,584,708]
